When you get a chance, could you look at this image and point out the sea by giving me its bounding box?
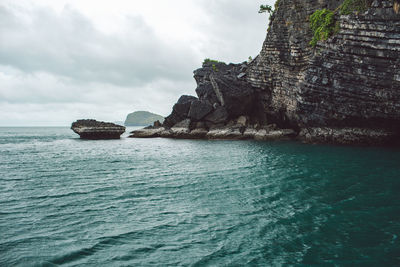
[0,127,399,266]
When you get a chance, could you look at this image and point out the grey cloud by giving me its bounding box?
[0,5,198,87]
[0,0,271,126]
[192,0,272,62]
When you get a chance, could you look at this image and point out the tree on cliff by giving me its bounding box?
[258,4,273,14]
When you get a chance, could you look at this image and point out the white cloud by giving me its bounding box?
[0,0,274,126]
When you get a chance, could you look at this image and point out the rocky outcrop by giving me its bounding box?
[130,0,400,145]
[129,115,296,141]
[71,119,125,139]
[247,0,400,144]
[130,60,279,140]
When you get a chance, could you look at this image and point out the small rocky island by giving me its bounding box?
[71,119,125,139]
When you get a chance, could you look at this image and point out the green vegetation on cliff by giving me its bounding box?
[309,0,372,47]
[309,9,338,47]
[124,111,164,126]
[340,0,372,15]
[203,58,224,65]
[258,4,273,14]
[259,0,280,15]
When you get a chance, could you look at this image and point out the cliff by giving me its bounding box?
[124,111,164,126]
[248,0,400,144]
[130,0,400,145]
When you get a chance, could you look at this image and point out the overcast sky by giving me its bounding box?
[0,0,274,126]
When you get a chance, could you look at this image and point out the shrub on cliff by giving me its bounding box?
[258,4,273,14]
[340,0,373,14]
[203,58,223,64]
[309,9,337,47]
[308,0,383,47]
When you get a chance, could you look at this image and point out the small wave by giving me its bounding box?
[30,186,118,201]
[50,235,131,265]
[111,244,165,262]
[191,244,227,267]
[50,247,95,265]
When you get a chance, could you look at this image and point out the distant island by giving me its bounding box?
[124,111,164,126]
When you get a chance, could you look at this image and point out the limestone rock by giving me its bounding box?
[188,100,213,121]
[254,129,296,141]
[163,95,197,127]
[188,128,209,139]
[71,119,125,139]
[243,128,258,139]
[247,0,400,143]
[236,116,248,127]
[170,119,192,138]
[204,106,229,125]
[153,120,162,127]
[129,127,164,138]
[206,127,244,140]
[299,127,397,145]
[193,61,257,119]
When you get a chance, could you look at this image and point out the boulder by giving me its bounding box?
[254,129,297,141]
[236,116,248,127]
[243,128,258,139]
[188,128,208,139]
[193,61,256,119]
[170,127,191,138]
[170,119,192,138]
[206,127,244,140]
[153,120,162,127]
[129,127,164,138]
[71,119,125,139]
[163,95,197,127]
[195,81,219,105]
[209,74,255,117]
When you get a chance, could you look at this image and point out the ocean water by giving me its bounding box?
[0,127,399,266]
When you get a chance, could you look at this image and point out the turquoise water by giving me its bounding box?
[0,127,399,266]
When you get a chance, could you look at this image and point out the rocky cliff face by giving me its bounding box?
[248,0,400,144]
[131,0,400,145]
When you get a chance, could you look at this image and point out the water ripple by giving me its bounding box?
[0,128,400,266]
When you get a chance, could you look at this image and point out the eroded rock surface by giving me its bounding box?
[247,0,400,144]
[71,120,125,139]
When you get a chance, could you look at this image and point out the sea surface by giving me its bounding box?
[0,127,400,266]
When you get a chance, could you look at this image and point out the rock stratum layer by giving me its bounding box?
[71,119,125,139]
[131,0,400,145]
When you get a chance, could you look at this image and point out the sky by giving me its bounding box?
[0,0,274,126]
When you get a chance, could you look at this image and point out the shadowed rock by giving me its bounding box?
[163,95,197,127]
[204,106,229,125]
[188,100,213,121]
